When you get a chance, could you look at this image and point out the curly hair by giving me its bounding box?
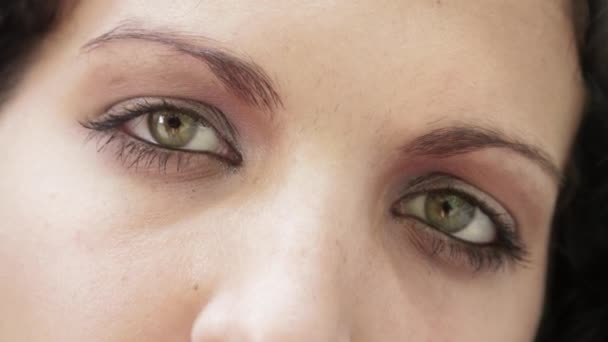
[536,1,608,341]
[0,1,606,341]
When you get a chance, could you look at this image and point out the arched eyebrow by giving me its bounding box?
[402,125,564,185]
[81,22,283,112]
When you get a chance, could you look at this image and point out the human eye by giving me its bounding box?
[82,97,243,174]
[391,174,528,272]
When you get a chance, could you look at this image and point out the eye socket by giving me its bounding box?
[392,190,497,244]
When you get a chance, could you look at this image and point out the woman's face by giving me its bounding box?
[0,0,584,341]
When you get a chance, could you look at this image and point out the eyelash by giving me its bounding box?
[392,183,529,272]
[82,99,241,174]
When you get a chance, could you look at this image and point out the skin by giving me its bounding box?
[0,0,584,341]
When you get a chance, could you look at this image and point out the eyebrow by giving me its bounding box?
[402,125,564,184]
[81,22,283,112]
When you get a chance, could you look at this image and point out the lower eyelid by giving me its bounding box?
[86,130,234,178]
[393,216,515,272]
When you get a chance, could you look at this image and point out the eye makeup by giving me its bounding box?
[81,97,243,175]
[391,173,529,272]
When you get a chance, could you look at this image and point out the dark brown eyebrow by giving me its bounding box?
[402,125,564,184]
[81,22,283,112]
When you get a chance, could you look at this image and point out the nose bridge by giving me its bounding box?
[190,154,358,341]
[251,149,357,260]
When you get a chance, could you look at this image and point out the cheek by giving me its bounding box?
[0,176,546,342]
[0,104,218,340]
[0,178,224,340]
[369,228,547,341]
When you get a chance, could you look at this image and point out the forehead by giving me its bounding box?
[67,0,583,163]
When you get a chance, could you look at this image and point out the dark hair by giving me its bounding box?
[0,1,64,104]
[536,1,608,341]
[1,1,607,341]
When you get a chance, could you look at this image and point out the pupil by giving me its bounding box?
[441,201,453,216]
[166,115,182,129]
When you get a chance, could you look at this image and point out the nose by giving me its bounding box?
[190,267,352,342]
[190,162,358,342]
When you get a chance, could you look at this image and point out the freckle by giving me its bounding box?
[193,284,199,291]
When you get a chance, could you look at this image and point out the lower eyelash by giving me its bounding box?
[85,130,227,176]
[401,219,529,272]
[91,131,181,172]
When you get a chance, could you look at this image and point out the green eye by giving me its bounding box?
[425,192,475,233]
[122,102,235,160]
[148,112,197,148]
[393,190,497,244]
[88,97,243,167]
